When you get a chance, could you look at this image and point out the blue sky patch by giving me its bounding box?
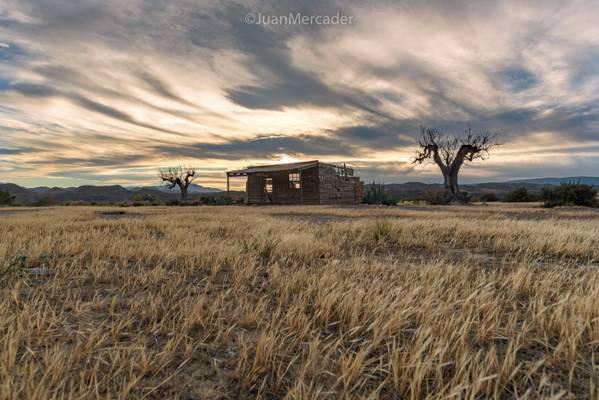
[499,67,537,92]
[0,77,12,91]
[571,49,599,86]
[0,42,27,62]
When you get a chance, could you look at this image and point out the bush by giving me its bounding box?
[381,196,398,206]
[479,193,498,202]
[200,195,233,205]
[363,182,385,204]
[64,201,88,206]
[131,193,159,204]
[504,187,537,202]
[34,196,57,207]
[422,190,450,205]
[422,190,471,205]
[541,183,598,208]
[363,182,397,205]
[0,189,15,205]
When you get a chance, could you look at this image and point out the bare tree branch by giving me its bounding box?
[412,124,501,203]
[158,166,198,201]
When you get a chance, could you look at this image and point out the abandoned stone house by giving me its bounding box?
[226,160,364,205]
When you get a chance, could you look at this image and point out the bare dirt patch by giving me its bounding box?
[96,210,144,219]
[0,207,52,216]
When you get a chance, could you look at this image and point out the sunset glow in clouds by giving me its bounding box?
[1,0,598,189]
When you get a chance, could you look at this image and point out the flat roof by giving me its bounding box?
[227,160,320,176]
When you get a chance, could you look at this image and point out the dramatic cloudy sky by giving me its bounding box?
[1,0,598,188]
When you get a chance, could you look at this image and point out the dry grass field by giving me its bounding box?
[1,204,599,399]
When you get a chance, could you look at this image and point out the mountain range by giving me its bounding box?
[375,176,599,201]
[380,181,549,201]
[0,182,227,205]
[126,183,221,194]
[506,176,599,186]
[1,177,597,205]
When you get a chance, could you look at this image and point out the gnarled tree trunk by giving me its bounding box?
[444,167,464,203]
[179,183,188,201]
[413,126,499,204]
[158,166,197,202]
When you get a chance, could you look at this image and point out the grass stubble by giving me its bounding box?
[0,204,598,399]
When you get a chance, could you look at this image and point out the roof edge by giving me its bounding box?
[227,160,320,175]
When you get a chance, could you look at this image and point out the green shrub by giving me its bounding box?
[34,196,57,207]
[381,197,398,206]
[504,187,537,202]
[479,193,498,202]
[200,195,233,205]
[541,183,598,208]
[422,190,471,205]
[363,182,397,205]
[423,190,450,205]
[131,193,159,204]
[0,189,15,205]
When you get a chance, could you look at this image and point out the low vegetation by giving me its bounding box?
[413,125,500,203]
[1,204,598,399]
[479,192,498,202]
[363,183,397,205]
[131,193,160,204]
[422,189,473,205]
[504,187,539,203]
[199,195,234,206]
[0,189,15,206]
[541,183,598,208]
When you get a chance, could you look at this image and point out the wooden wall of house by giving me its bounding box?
[299,166,320,204]
[246,174,266,204]
[245,166,321,205]
[244,163,364,205]
[318,165,364,205]
[271,171,300,204]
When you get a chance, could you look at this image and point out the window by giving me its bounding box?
[265,177,273,193]
[289,173,301,189]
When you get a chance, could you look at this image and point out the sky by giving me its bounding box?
[0,0,598,189]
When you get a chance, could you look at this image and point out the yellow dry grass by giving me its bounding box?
[1,204,598,399]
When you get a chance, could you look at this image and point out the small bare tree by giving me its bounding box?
[158,166,198,201]
[413,124,500,203]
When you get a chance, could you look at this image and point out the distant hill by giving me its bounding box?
[507,177,599,186]
[2,176,598,205]
[0,183,227,205]
[128,183,221,194]
[0,183,31,195]
[375,181,558,201]
[1,183,136,204]
[373,177,599,200]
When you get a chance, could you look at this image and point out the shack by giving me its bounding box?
[226,160,364,205]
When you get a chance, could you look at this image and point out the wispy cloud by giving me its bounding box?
[0,0,598,188]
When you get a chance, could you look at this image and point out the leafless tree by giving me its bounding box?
[158,166,198,201]
[413,124,500,203]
